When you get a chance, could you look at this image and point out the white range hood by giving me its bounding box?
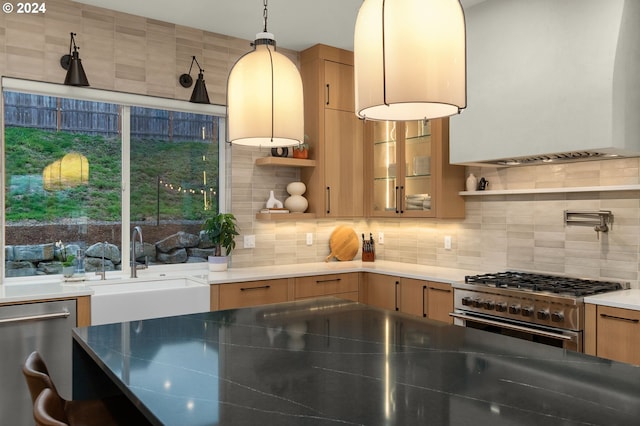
[450,0,640,166]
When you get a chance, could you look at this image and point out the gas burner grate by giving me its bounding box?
[464,271,624,296]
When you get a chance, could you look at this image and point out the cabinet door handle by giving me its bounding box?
[429,287,452,293]
[325,84,330,106]
[600,313,639,323]
[240,285,271,291]
[316,278,341,284]
[422,285,427,318]
[394,281,400,311]
[0,310,70,325]
[326,186,331,214]
[395,186,400,214]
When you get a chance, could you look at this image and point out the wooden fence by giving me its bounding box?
[3,92,218,142]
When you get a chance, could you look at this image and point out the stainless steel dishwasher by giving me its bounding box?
[0,299,77,425]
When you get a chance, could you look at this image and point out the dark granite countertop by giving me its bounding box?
[72,297,640,425]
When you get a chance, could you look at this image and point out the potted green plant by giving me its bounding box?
[202,212,239,271]
[292,135,310,159]
[56,241,76,278]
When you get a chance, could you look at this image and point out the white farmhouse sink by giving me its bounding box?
[89,276,210,325]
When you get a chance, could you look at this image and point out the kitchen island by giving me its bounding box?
[72,297,640,426]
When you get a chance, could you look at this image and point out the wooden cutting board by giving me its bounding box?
[325,226,359,262]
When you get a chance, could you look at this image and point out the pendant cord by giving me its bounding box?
[263,0,268,32]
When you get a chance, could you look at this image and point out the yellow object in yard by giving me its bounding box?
[325,225,359,262]
[43,152,89,190]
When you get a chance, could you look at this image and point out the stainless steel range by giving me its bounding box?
[450,271,628,352]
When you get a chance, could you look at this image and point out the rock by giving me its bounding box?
[5,246,14,261]
[5,261,37,277]
[86,242,122,264]
[85,257,115,272]
[156,232,200,253]
[36,262,64,275]
[13,243,55,262]
[133,242,156,262]
[187,247,217,259]
[156,248,188,264]
[198,230,214,248]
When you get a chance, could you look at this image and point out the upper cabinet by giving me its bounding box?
[364,119,465,218]
[300,44,364,218]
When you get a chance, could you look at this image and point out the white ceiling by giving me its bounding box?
[72,0,485,51]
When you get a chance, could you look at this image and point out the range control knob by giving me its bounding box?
[495,302,508,312]
[508,304,521,315]
[483,300,495,310]
[521,306,534,317]
[473,299,484,308]
[551,311,565,322]
[537,309,550,320]
[461,296,473,306]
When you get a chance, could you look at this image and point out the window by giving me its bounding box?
[1,78,226,280]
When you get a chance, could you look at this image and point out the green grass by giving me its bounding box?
[5,127,219,222]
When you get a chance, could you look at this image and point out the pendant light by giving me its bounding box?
[227,0,304,147]
[354,0,466,121]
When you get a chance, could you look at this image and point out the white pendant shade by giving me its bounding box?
[227,33,304,147]
[354,0,467,121]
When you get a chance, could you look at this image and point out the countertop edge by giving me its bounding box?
[584,289,640,311]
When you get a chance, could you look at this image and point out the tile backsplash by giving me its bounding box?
[231,150,640,289]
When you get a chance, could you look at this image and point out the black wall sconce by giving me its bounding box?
[179,56,210,104]
[60,32,89,87]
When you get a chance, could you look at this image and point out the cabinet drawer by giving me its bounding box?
[295,273,359,299]
[596,305,640,365]
[218,279,289,310]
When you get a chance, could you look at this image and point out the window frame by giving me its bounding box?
[0,77,227,283]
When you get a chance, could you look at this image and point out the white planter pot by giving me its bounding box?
[208,256,229,272]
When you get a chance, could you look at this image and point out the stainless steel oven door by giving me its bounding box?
[451,310,582,352]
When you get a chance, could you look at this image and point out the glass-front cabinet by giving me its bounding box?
[366,118,465,218]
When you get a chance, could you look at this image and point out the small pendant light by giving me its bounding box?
[227,0,304,147]
[354,0,467,121]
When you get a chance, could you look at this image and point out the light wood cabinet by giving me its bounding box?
[218,279,289,310]
[361,273,453,323]
[426,281,454,324]
[300,44,364,218]
[364,119,465,218]
[586,304,640,365]
[294,273,359,301]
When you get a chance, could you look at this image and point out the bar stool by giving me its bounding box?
[22,351,150,426]
[33,388,69,426]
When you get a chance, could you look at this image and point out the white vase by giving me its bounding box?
[266,190,283,208]
[466,173,478,192]
[284,182,308,213]
[286,181,306,196]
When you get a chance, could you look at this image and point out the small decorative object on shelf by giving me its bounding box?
[292,143,309,159]
[271,147,289,157]
[478,177,489,190]
[466,173,477,192]
[266,190,283,208]
[259,208,289,214]
[284,182,308,213]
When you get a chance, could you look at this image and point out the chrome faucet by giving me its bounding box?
[131,226,147,278]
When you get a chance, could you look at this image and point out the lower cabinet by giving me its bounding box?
[586,304,640,365]
[361,273,453,323]
[294,273,359,301]
[218,279,289,310]
[426,281,454,324]
[215,274,360,311]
